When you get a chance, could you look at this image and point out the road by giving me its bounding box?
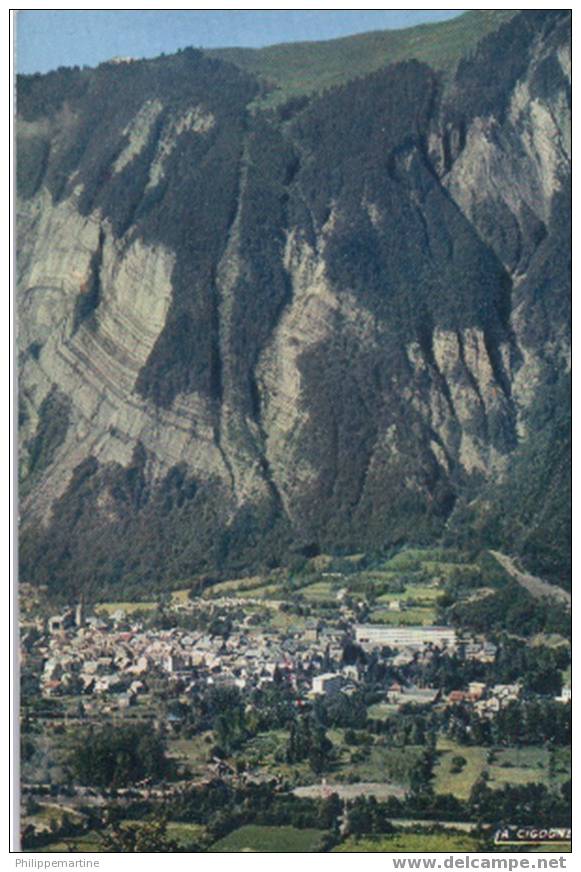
[489,551,571,607]
[293,782,407,800]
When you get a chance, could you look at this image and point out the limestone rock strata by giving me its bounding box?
[18,189,232,522]
[435,25,571,440]
[16,11,570,588]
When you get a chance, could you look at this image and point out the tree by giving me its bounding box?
[523,664,562,696]
[408,749,435,800]
[345,796,394,836]
[318,792,343,830]
[309,726,334,775]
[286,718,312,764]
[346,797,373,838]
[314,691,368,729]
[67,725,169,787]
[450,755,467,773]
[284,716,334,774]
[213,706,247,755]
[100,817,179,853]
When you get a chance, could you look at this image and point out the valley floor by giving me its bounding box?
[20,545,571,853]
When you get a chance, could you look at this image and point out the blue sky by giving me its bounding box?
[16,10,463,75]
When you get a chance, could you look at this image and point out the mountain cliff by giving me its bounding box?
[17,10,571,599]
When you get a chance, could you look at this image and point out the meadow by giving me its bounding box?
[94,600,157,615]
[334,830,480,852]
[433,739,571,800]
[433,738,490,800]
[366,703,399,720]
[167,732,214,778]
[488,746,570,790]
[208,10,517,108]
[209,824,325,852]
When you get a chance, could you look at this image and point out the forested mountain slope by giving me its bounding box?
[17,10,571,599]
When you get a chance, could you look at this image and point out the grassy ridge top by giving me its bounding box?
[207,10,517,106]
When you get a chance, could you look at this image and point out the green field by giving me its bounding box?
[554,747,572,779]
[170,588,191,604]
[433,740,570,799]
[488,746,570,790]
[165,822,206,848]
[529,844,572,853]
[369,607,437,626]
[36,832,103,852]
[530,633,571,649]
[334,831,480,852]
[338,743,424,785]
[95,600,157,614]
[241,604,308,632]
[377,584,441,604]
[378,548,456,571]
[422,561,479,578]
[367,703,399,721]
[236,583,283,600]
[244,728,288,759]
[167,732,213,778]
[262,609,307,631]
[299,581,337,602]
[209,10,516,108]
[202,576,267,598]
[433,739,489,800]
[210,825,325,852]
[363,564,443,625]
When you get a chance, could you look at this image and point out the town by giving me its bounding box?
[19,547,571,853]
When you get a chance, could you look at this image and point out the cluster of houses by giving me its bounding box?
[31,604,354,708]
[379,681,523,716]
[446,681,524,718]
[378,677,571,718]
[24,600,571,721]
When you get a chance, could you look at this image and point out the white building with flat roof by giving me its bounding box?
[354,625,457,650]
[312,673,343,696]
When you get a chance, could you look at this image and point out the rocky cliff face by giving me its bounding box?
[17,11,571,598]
